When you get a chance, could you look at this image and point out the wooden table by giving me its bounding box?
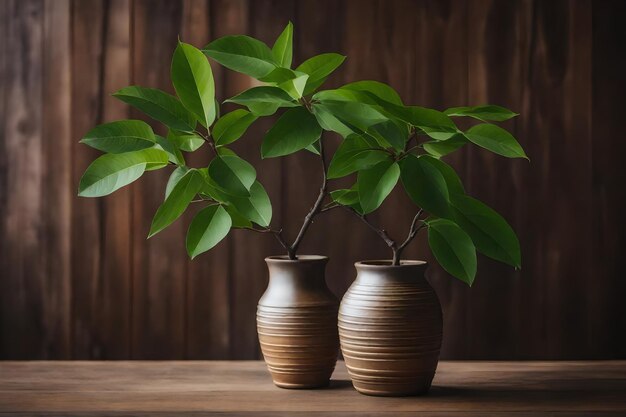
[1,361,625,416]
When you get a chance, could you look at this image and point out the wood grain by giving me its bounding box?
[1,0,625,360]
[591,0,626,359]
[130,0,187,359]
[0,0,45,359]
[0,361,625,415]
[181,0,232,361]
[71,0,133,360]
[41,0,72,359]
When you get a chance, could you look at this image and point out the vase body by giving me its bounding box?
[257,255,339,389]
[338,260,442,396]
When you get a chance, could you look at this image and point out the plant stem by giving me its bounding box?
[197,130,218,156]
[245,227,291,254]
[287,139,328,259]
[393,209,425,264]
[342,205,397,252]
[320,202,340,213]
[343,207,426,266]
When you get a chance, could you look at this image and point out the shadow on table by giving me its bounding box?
[428,385,469,397]
[327,379,354,389]
[326,380,469,396]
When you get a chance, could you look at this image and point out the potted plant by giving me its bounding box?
[303,83,525,395]
[205,24,525,394]
[77,23,359,389]
[78,21,525,394]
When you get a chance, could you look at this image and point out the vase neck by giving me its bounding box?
[260,255,336,307]
[354,261,428,285]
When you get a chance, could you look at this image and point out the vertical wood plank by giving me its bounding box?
[518,0,593,358]
[340,0,402,281]
[338,0,414,301]
[292,0,349,297]
[71,0,132,359]
[0,0,45,359]
[592,0,626,358]
[207,0,254,360]
[131,0,186,359]
[223,0,286,359]
[465,0,526,359]
[42,0,72,358]
[181,0,231,359]
[409,0,470,359]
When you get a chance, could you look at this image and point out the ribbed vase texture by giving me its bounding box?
[257,255,339,389]
[338,261,443,396]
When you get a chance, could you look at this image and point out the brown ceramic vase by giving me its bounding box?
[257,255,339,389]
[338,260,443,396]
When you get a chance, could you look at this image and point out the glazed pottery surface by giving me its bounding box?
[338,260,443,396]
[257,255,339,389]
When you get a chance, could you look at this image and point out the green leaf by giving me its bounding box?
[312,88,368,103]
[224,204,253,228]
[261,107,322,158]
[278,73,308,99]
[399,154,451,218]
[186,205,232,259]
[399,107,458,140]
[327,134,389,179]
[272,22,293,68]
[427,218,477,285]
[464,123,528,159]
[259,68,309,99]
[258,67,299,83]
[423,135,468,158]
[445,105,518,122]
[208,154,256,197]
[451,194,521,268]
[171,42,215,128]
[165,166,189,199]
[226,181,273,227]
[365,99,458,141]
[113,86,197,132]
[144,160,169,171]
[203,35,277,79]
[155,134,185,166]
[296,53,346,95]
[312,89,408,146]
[216,147,237,157]
[149,168,204,237]
[78,148,168,197]
[420,155,465,196]
[341,80,403,105]
[315,100,388,133]
[357,160,400,214]
[213,109,257,146]
[168,130,205,152]
[225,86,298,116]
[305,141,321,155]
[368,120,406,151]
[80,120,155,153]
[330,185,362,212]
[311,103,354,137]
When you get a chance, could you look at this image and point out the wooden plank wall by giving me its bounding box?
[0,0,624,360]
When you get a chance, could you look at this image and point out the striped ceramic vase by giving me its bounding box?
[257,255,339,389]
[338,260,442,396]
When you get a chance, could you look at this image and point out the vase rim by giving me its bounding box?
[266,255,328,263]
[355,260,427,269]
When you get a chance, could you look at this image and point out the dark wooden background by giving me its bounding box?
[1,0,625,360]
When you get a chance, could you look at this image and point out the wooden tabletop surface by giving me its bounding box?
[1,360,625,416]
